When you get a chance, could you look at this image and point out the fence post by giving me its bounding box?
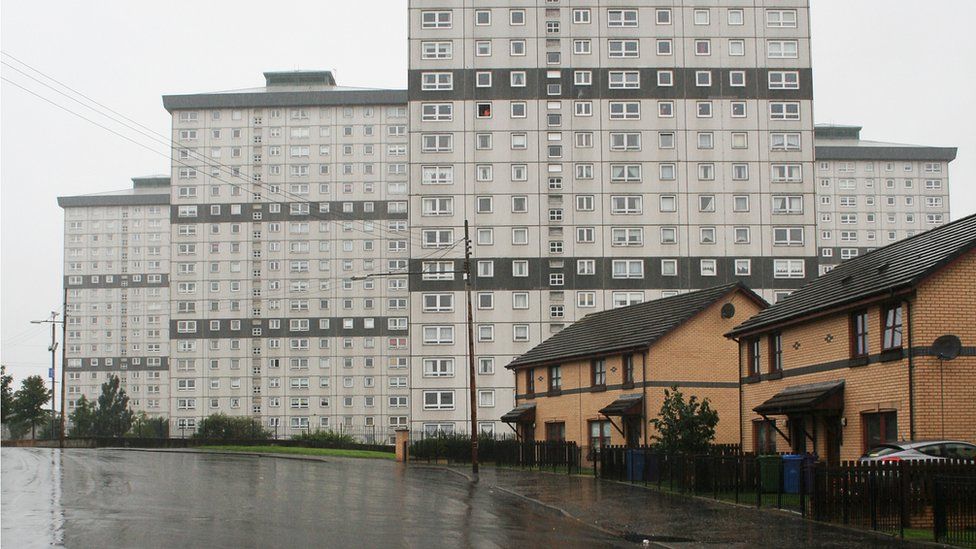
[869,463,878,532]
[899,461,907,539]
[799,460,806,517]
[933,476,945,543]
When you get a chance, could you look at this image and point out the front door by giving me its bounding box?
[624,416,642,447]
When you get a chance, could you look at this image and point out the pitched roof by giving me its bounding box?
[729,213,976,337]
[507,283,764,369]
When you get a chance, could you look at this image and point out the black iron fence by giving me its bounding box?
[934,476,976,547]
[595,447,976,544]
[596,446,809,513]
[408,434,582,474]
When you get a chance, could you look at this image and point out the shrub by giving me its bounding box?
[292,430,356,447]
[194,414,270,440]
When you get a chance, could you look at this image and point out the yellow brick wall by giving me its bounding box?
[516,288,763,447]
[740,248,976,461]
[911,250,976,442]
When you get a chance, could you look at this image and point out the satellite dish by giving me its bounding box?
[933,335,962,360]
[721,303,736,319]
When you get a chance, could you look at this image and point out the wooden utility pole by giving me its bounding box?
[464,220,479,479]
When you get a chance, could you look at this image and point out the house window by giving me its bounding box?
[548,365,562,392]
[882,304,903,350]
[769,333,783,373]
[862,411,897,453]
[589,420,612,453]
[850,310,869,358]
[525,368,535,395]
[591,359,606,387]
[747,338,761,376]
[546,422,566,442]
[622,355,635,386]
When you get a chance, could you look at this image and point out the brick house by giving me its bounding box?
[503,283,766,453]
[728,214,976,463]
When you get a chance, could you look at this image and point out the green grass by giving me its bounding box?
[901,529,935,542]
[198,445,395,460]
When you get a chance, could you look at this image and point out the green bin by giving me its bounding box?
[757,455,781,493]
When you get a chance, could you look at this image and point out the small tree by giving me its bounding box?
[128,412,168,438]
[1,365,14,424]
[649,385,719,454]
[68,395,96,437]
[92,376,134,437]
[11,375,51,440]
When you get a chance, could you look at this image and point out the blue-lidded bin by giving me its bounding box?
[782,454,804,494]
[626,449,646,481]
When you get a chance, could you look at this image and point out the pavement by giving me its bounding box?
[455,465,928,548]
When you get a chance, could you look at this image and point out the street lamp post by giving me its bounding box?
[31,311,63,446]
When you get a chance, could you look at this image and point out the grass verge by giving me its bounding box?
[198,445,395,460]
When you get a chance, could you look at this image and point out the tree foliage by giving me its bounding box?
[194,414,270,440]
[67,377,134,437]
[11,375,51,440]
[1,365,14,424]
[68,395,96,437]
[92,375,134,437]
[649,385,719,454]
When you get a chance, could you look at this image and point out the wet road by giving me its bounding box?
[1,448,624,548]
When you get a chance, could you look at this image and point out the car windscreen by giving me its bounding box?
[864,444,903,457]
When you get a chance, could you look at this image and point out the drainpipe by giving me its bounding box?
[906,299,916,441]
[642,350,648,448]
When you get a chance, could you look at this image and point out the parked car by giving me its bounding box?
[860,440,976,462]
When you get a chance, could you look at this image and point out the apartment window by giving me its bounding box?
[882,304,903,350]
[609,71,639,89]
[697,102,712,118]
[770,102,800,120]
[421,72,453,91]
[773,259,805,279]
[510,40,526,56]
[573,8,591,23]
[735,259,751,276]
[591,359,606,387]
[695,41,711,57]
[423,358,454,378]
[656,8,671,24]
[773,227,804,246]
[700,259,717,277]
[768,40,799,58]
[767,9,798,28]
[612,259,644,279]
[657,39,672,56]
[771,132,801,151]
[422,10,452,29]
[607,9,637,27]
[421,41,452,59]
[574,39,591,55]
[769,71,800,90]
[772,195,803,214]
[694,9,710,25]
[513,325,529,342]
[729,39,745,56]
[422,103,453,121]
[730,71,745,87]
[510,9,525,25]
[476,41,491,56]
[609,101,640,120]
[423,391,455,410]
[423,325,454,345]
[608,40,639,58]
[475,9,490,25]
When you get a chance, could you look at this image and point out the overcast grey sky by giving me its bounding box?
[2,1,974,385]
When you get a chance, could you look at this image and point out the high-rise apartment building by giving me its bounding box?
[159,72,410,440]
[58,176,172,419]
[813,124,956,273]
[408,1,817,431]
[59,5,957,440]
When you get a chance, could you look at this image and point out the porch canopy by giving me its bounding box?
[501,403,536,424]
[598,393,644,416]
[754,380,845,416]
